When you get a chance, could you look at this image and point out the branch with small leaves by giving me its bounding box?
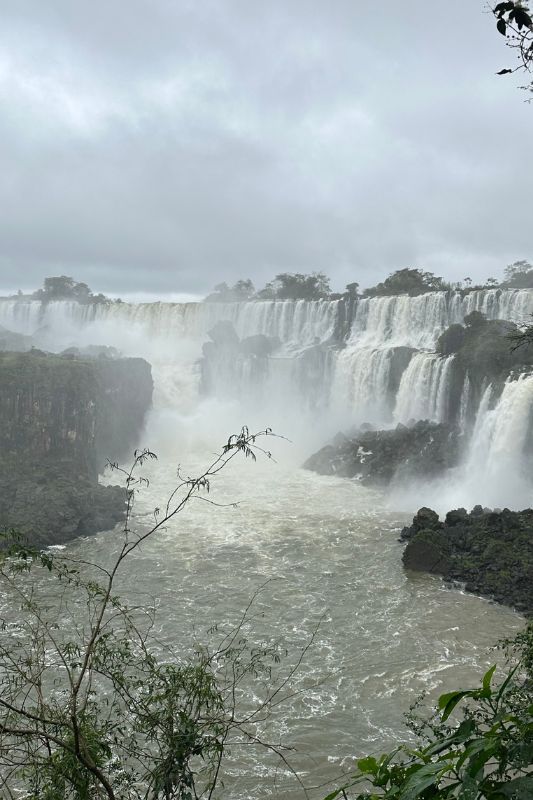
[492,2,533,91]
[0,427,311,800]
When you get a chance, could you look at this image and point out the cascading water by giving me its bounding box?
[0,290,529,798]
[1,288,533,495]
[462,375,533,507]
[393,353,454,424]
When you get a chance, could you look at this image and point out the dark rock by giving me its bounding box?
[61,344,121,359]
[401,506,533,615]
[0,324,33,352]
[207,321,240,346]
[403,537,452,574]
[436,324,466,356]
[400,507,442,540]
[0,351,153,547]
[444,508,468,526]
[240,334,280,357]
[303,420,462,487]
[436,315,533,427]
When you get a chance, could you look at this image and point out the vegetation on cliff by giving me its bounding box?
[0,351,153,546]
[401,506,533,616]
[204,263,533,303]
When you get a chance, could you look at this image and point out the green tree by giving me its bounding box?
[204,279,255,302]
[345,282,360,300]
[0,428,304,799]
[503,260,533,288]
[33,276,107,304]
[256,271,331,301]
[363,268,448,297]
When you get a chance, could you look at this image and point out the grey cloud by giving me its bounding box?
[0,0,532,296]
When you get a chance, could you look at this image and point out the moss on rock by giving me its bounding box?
[0,351,153,546]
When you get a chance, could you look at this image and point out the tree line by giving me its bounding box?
[205,261,533,303]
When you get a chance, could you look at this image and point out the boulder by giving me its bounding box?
[303,420,462,486]
[401,506,533,615]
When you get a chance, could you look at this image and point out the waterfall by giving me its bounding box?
[393,353,454,425]
[457,376,533,507]
[1,288,533,434]
[458,374,471,431]
[332,347,396,424]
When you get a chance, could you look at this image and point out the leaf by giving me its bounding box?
[438,689,474,721]
[397,761,451,800]
[322,790,343,800]
[497,68,513,74]
[481,663,497,695]
[497,18,507,35]
[512,7,533,30]
[424,719,475,756]
[494,775,533,798]
[494,1,515,13]
[357,756,379,775]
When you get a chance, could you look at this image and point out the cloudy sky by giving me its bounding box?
[1,0,532,298]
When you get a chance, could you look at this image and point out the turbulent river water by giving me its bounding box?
[0,292,529,797]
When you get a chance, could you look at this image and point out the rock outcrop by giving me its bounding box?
[0,324,33,352]
[436,314,533,425]
[0,351,153,547]
[200,321,281,397]
[401,506,533,615]
[303,421,461,486]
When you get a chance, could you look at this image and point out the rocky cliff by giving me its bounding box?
[436,314,533,426]
[303,421,462,486]
[0,351,153,547]
[401,506,533,615]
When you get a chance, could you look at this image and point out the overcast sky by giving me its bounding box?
[1,1,532,298]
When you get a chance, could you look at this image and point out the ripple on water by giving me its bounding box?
[69,454,523,798]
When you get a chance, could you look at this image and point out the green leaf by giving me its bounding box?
[491,774,533,798]
[397,761,451,800]
[438,689,474,721]
[424,719,475,756]
[357,756,379,775]
[497,18,507,35]
[482,664,497,693]
[322,790,343,800]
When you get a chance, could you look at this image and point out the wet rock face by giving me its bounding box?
[401,506,533,615]
[303,421,462,486]
[0,324,33,352]
[0,351,153,547]
[200,321,281,397]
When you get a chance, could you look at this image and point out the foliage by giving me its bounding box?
[502,261,533,289]
[256,271,331,301]
[324,624,533,800]
[345,282,360,300]
[204,279,256,302]
[363,269,449,297]
[33,276,109,305]
[492,2,533,93]
[0,427,305,799]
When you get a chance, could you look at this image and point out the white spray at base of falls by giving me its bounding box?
[2,289,533,507]
[388,375,533,513]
